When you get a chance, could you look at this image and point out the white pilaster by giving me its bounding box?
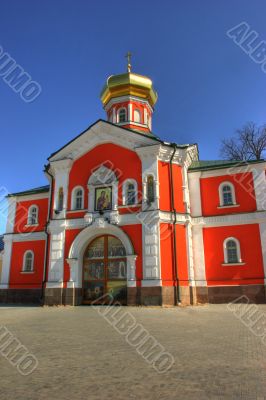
[141,212,161,283]
[127,255,137,287]
[252,167,266,211]
[0,235,13,288]
[47,222,66,286]
[259,223,266,285]
[186,222,195,285]
[50,158,73,218]
[188,171,202,217]
[5,196,17,233]
[191,225,207,286]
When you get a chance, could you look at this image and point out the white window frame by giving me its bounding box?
[22,250,34,273]
[133,109,141,123]
[71,186,84,210]
[122,179,138,206]
[222,237,244,265]
[218,181,237,207]
[117,107,127,123]
[27,205,39,225]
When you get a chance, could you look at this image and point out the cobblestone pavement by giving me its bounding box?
[0,304,266,400]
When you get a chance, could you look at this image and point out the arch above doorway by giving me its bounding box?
[67,223,137,289]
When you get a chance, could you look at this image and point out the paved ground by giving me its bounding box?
[0,304,266,400]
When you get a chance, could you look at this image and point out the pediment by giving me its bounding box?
[48,119,159,163]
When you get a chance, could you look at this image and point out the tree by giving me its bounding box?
[220,122,266,161]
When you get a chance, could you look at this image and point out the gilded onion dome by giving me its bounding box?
[100,72,158,108]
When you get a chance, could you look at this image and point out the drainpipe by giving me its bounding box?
[41,166,53,303]
[169,143,181,304]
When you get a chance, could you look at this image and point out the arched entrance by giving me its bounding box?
[83,235,127,304]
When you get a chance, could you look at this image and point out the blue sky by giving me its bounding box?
[1,0,266,233]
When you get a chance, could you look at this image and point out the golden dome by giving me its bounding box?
[100,72,158,108]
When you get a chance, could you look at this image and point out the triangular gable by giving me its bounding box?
[48,119,163,163]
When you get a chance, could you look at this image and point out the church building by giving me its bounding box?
[1,59,266,306]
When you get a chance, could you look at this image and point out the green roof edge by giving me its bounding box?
[7,185,50,198]
[188,159,265,172]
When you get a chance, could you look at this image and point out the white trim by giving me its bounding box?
[27,204,39,225]
[122,179,138,206]
[71,186,84,211]
[217,204,240,209]
[218,181,236,206]
[221,263,245,266]
[67,209,87,214]
[11,232,47,242]
[22,250,34,272]
[20,271,35,274]
[223,237,242,264]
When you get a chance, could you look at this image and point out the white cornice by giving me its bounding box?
[5,232,47,242]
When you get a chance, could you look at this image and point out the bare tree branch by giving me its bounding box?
[220,122,266,161]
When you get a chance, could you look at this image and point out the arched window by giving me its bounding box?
[219,182,235,206]
[118,108,127,123]
[147,175,155,203]
[27,205,38,225]
[58,187,64,211]
[223,238,241,264]
[134,109,141,123]
[23,250,34,272]
[126,183,136,205]
[72,187,84,210]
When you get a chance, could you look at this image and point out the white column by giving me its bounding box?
[259,223,266,285]
[191,225,207,286]
[0,235,13,288]
[188,171,202,217]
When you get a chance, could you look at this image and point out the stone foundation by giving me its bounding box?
[0,289,42,305]
[1,285,265,306]
[43,288,83,306]
[207,285,266,304]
